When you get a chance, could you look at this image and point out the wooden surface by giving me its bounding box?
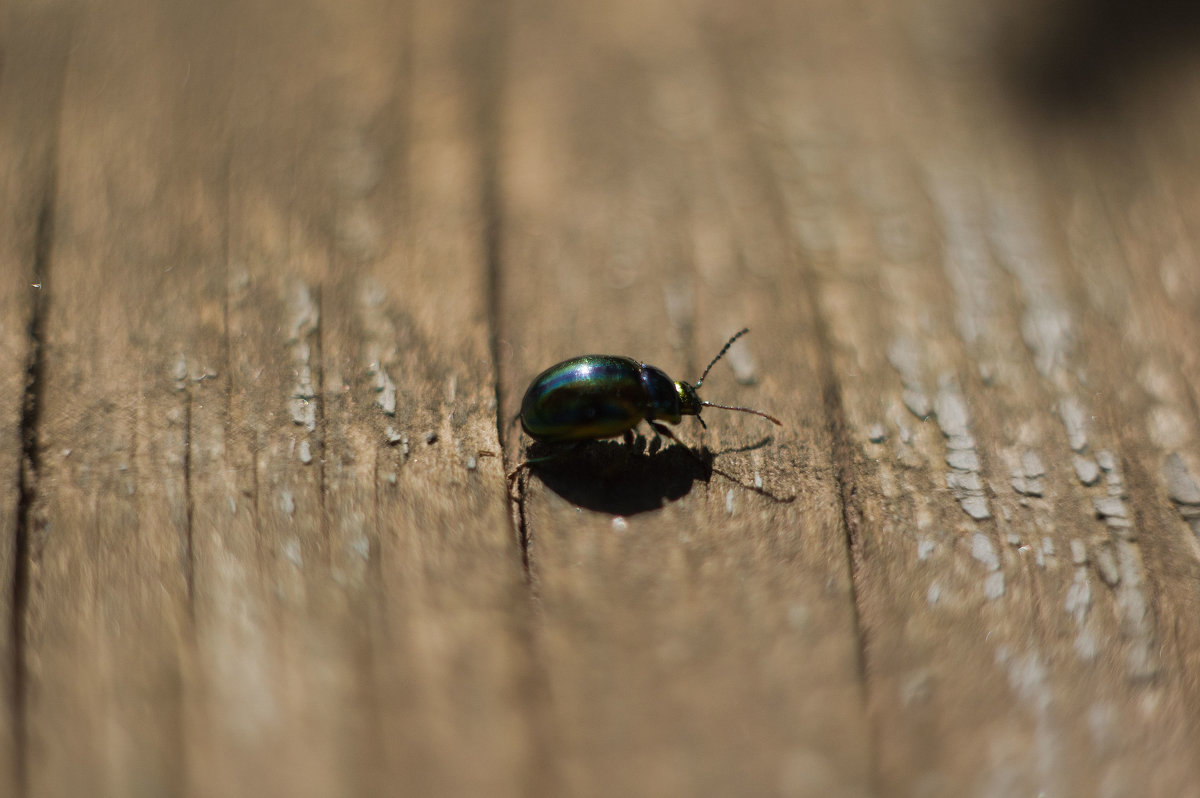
[3,0,1200,795]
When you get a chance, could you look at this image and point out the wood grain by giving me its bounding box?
[497,2,871,796]
[0,5,73,795]
[1,0,1200,795]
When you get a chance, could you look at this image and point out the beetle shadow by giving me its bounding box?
[524,438,714,516]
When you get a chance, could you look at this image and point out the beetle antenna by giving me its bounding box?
[701,401,782,425]
[695,328,750,388]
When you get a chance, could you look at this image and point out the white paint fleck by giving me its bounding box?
[1092,496,1126,519]
[868,423,887,443]
[1058,396,1089,452]
[1073,455,1100,486]
[1065,569,1091,622]
[1094,548,1120,586]
[1095,449,1117,472]
[1000,648,1050,712]
[917,538,936,561]
[1148,406,1189,449]
[1163,452,1200,505]
[984,571,1005,599]
[958,496,989,520]
[933,381,971,440]
[279,491,295,515]
[612,516,628,534]
[171,354,189,385]
[298,440,313,464]
[935,377,989,518]
[283,538,302,567]
[947,471,983,493]
[889,337,932,419]
[285,283,321,438]
[927,581,941,605]
[725,489,735,515]
[1011,475,1044,497]
[946,449,980,471]
[971,531,1000,571]
[903,389,932,420]
[726,338,758,385]
[370,362,398,416]
[1021,450,1045,477]
[1069,539,1087,565]
[1074,629,1097,661]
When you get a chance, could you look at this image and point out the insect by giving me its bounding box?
[509,328,780,479]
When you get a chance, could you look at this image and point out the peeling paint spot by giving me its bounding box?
[1065,569,1091,622]
[1069,538,1087,565]
[1094,547,1120,586]
[283,538,302,568]
[368,360,398,416]
[1163,452,1200,505]
[889,337,932,419]
[1148,406,1189,449]
[171,353,188,389]
[936,378,990,519]
[971,531,1000,571]
[903,389,932,420]
[1092,496,1126,519]
[960,496,991,521]
[1058,397,1089,452]
[1073,455,1100,486]
[946,449,980,471]
[1074,629,1097,661]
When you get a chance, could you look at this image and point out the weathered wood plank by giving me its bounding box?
[190,0,530,796]
[724,1,1200,794]
[0,4,73,794]
[5,0,1200,795]
[498,3,872,796]
[23,1,202,794]
[15,0,529,795]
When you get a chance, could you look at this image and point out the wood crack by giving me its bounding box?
[701,37,882,794]
[12,163,57,798]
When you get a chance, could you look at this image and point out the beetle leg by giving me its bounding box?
[650,420,685,453]
[506,441,584,483]
[650,421,710,470]
[640,420,661,455]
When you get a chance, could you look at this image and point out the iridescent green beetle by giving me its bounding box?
[510,329,780,476]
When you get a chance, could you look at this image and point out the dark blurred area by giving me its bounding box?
[1005,0,1200,114]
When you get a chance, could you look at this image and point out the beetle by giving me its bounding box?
[509,328,780,478]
